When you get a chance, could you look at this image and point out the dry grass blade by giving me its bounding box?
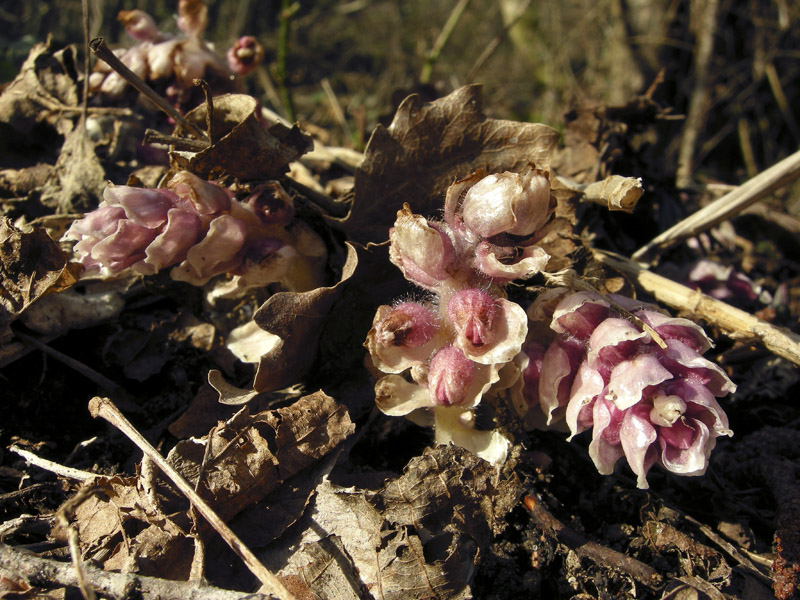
[633,146,800,261]
[594,249,800,367]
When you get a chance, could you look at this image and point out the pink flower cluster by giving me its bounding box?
[64,171,326,294]
[520,291,735,488]
[90,1,263,101]
[367,168,553,462]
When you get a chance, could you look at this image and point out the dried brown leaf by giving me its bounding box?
[0,41,80,140]
[343,85,559,244]
[40,127,106,213]
[274,445,522,599]
[0,218,73,330]
[253,242,358,392]
[287,535,365,600]
[171,94,312,181]
[168,391,354,522]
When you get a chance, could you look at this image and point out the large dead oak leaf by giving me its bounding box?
[343,85,559,244]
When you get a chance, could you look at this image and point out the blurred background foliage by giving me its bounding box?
[2,0,800,186]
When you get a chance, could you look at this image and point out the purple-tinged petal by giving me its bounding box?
[147,40,179,80]
[65,205,126,240]
[428,346,476,407]
[460,170,551,239]
[659,417,712,476]
[551,292,610,340]
[375,375,433,416]
[586,317,648,372]
[661,339,736,396]
[389,205,456,290]
[366,303,441,374]
[663,379,732,436]
[168,171,232,215]
[144,208,202,269]
[539,338,584,425]
[620,403,659,488]
[170,215,246,283]
[587,397,626,475]
[521,341,546,409]
[606,353,673,411]
[118,9,160,42]
[474,241,549,282]
[636,309,712,353]
[226,36,264,76]
[565,361,605,437]
[90,220,155,263]
[103,186,178,228]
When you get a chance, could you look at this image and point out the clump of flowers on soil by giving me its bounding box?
[64,171,326,296]
[89,0,263,105]
[519,290,735,488]
[366,167,554,463]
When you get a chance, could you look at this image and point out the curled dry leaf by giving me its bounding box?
[270,445,522,600]
[171,94,312,181]
[343,85,559,244]
[252,242,359,392]
[0,41,80,140]
[0,218,77,330]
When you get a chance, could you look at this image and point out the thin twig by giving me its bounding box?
[143,129,209,152]
[321,77,352,143]
[675,0,720,188]
[683,514,772,584]
[275,0,297,122]
[88,37,208,141]
[57,485,104,600]
[9,446,96,482]
[524,494,663,589]
[12,330,123,396]
[87,397,297,600]
[632,145,800,261]
[80,0,90,137]
[543,269,667,349]
[0,542,275,600]
[594,249,800,366]
[194,79,216,143]
[420,0,472,84]
[764,62,800,146]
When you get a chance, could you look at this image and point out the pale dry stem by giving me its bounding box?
[594,250,800,367]
[633,146,800,261]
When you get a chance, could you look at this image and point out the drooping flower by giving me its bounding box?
[369,167,560,464]
[366,302,441,374]
[522,290,735,488]
[64,173,327,294]
[388,204,457,290]
[443,168,552,282]
[227,36,265,76]
[89,1,262,102]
